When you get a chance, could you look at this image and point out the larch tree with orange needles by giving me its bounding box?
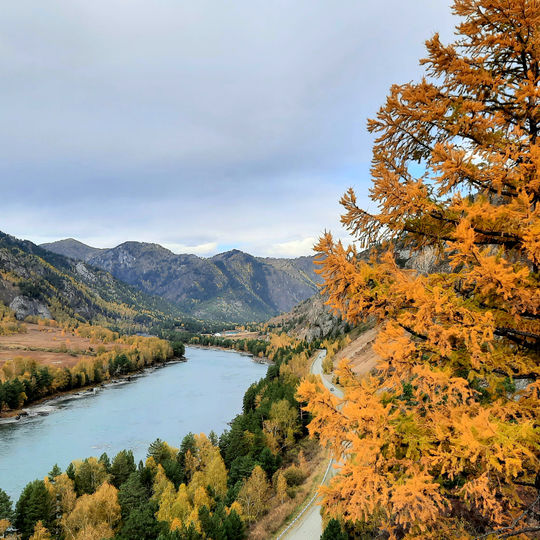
[298,1,540,538]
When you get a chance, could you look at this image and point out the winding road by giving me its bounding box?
[278,350,344,540]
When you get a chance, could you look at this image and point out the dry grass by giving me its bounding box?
[249,442,327,540]
[0,349,93,368]
[226,331,261,340]
[0,323,124,369]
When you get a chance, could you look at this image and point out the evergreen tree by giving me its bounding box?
[15,480,53,540]
[98,452,111,472]
[118,472,148,517]
[47,464,62,482]
[321,518,347,540]
[110,449,136,487]
[223,509,246,540]
[117,503,160,540]
[0,488,13,521]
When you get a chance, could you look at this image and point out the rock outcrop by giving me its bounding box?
[9,295,51,320]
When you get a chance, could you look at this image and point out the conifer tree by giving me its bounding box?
[0,488,12,521]
[321,518,347,540]
[299,1,540,537]
[15,480,53,540]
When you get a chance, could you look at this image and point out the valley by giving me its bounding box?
[0,321,121,369]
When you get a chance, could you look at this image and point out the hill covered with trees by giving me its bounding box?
[0,231,210,334]
[42,240,321,323]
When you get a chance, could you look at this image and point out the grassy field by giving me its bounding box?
[0,323,126,369]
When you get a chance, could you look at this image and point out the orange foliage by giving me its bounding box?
[298,1,540,538]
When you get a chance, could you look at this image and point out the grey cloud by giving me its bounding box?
[1,1,455,256]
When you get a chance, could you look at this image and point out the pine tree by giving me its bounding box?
[47,464,61,482]
[321,518,347,540]
[0,488,13,521]
[15,480,53,540]
[110,449,136,487]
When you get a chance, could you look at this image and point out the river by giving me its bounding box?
[0,346,267,500]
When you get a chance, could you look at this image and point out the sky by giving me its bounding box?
[0,1,456,258]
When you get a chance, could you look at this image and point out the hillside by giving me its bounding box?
[41,238,104,261]
[0,231,195,332]
[42,239,322,322]
[267,293,348,341]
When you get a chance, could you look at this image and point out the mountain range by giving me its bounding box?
[0,231,193,332]
[41,238,321,322]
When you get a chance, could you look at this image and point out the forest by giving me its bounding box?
[0,310,176,414]
[0,332,334,539]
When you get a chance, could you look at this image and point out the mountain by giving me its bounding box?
[41,238,103,261]
[42,239,322,322]
[267,292,349,341]
[267,241,448,340]
[0,231,196,332]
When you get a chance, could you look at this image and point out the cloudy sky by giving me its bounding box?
[1,1,455,257]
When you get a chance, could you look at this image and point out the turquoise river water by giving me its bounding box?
[0,346,267,500]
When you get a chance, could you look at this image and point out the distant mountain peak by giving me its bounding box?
[41,237,322,322]
[41,238,102,262]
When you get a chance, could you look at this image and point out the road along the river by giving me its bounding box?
[279,350,344,540]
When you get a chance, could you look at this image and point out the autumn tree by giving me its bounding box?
[29,521,52,540]
[263,399,299,452]
[275,471,288,505]
[62,482,120,540]
[237,466,270,522]
[71,457,109,496]
[44,473,77,530]
[0,520,10,538]
[298,1,540,538]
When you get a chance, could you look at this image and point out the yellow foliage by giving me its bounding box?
[29,521,52,540]
[237,465,270,522]
[276,471,288,504]
[299,1,540,537]
[62,482,120,539]
[0,519,10,537]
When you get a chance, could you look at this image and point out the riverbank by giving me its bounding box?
[0,355,186,422]
[189,343,272,364]
[0,346,267,501]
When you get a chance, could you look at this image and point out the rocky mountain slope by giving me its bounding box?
[267,242,445,341]
[267,292,349,341]
[0,231,190,332]
[42,240,322,322]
